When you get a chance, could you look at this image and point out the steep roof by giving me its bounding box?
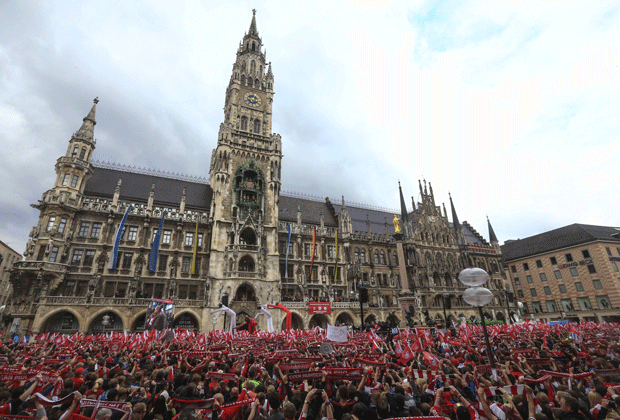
[501,223,620,261]
[333,203,395,236]
[84,166,212,210]
[279,195,337,226]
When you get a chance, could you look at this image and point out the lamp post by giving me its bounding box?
[504,287,513,325]
[459,268,495,368]
[222,292,229,331]
[442,293,449,330]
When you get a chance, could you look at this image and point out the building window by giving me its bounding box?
[181,257,191,273]
[540,272,547,281]
[71,146,78,157]
[606,247,612,256]
[570,267,578,277]
[158,255,168,272]
[530,288,537,297]
[546,300,557,312]
[575,281,584,292]
[360,248,366,263]
[91,223,101,238]
[374,252,379,265]
[49,246,59,262]
[79,148,86,160]
[71,249,83,266]
[536,259,543,268]
[380,251,386,265]
[58,218,67,234]
[596,295,611,309]
[327,245,334,258]
[543,286,551,295]
[517,290,524,298]
[121,253,133,269]
[279,241,286,254]
[561,298,574,311]
[514,277,520,285]
[577,297,592,311]
[354,248,359,263]
[592,279,603,290]
[304,243,311,257]
[587,264,596,274]
[565,253,573,262]
[79,222,90,237]
[253,119,261,133]
[613,262,619,272]
[554,270,562,279]
[511,266,516,273]
[62,174,70,186]
[532,301,542,313]
[197,233,203,247]
[71,175,79,188]
[185,232,194,246]
[46,217,56,232]
[240,116,248,131]
[127,226,138,241]
[550,256,557,265]
[162,230,172,244]
[558,284,567,294]
[83,250,95,267]
[582,249,591,259]
[523,263,529,271]
[526,275,533,284]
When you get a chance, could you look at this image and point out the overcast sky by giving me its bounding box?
[1,1,619,253]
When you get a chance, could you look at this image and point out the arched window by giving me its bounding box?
[253,119,260,133]
[79,148,86,160]
[255,78,260,89]
[354,248,360,263]
[251,42,256,51]
[239,228,256,245]
[360,248,366,263]
[259,65,263,75]
[250,60,256,73]
[380,250,386,265]
[241,75,246,86]
[240,117,248,131]
[239,256,255,273]
[374,251,379,265]
[71,146,78,157]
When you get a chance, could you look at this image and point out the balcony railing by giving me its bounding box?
[226,244,260,253]
[39,296,205,307]
[14,261,68,273]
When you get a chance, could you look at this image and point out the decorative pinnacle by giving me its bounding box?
[93,97,99,104]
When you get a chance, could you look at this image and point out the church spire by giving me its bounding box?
[449,193,460,229]
[75,97,98,143]
[487,216,499,243]
[248,9,259,36]
[398,181,408,223]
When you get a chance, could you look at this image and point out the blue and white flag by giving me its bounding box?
[285,224,291,278]
[148,211,166,272]
[109,205,132,269]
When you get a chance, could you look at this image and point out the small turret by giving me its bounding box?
[180,188,187,215]
[112,179,122,209]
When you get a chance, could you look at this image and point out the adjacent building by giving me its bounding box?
[8,11,508,335]
[502,224,620,323]
[0,240,20,306]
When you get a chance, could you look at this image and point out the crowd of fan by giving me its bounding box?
[0,324,619,420]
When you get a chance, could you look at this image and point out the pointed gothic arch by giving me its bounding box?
[234,282,256,302]
[238,255,255,274]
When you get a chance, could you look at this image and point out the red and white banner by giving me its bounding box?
[309,302,331,314]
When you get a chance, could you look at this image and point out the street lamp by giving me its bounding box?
[459,268,495,368]
[222,292,229,331]
[442,293,449,330]
[101,314,110,336]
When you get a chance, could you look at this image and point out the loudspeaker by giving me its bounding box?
[359,287,369,303]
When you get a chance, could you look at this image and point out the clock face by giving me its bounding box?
[243,92,262,107]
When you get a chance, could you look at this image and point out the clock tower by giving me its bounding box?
[208,10,283,316]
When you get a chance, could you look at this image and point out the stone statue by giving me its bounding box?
[393,215,401,234]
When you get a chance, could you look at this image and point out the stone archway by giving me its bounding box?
[40,310,80,333]
[308,314,329,329]
[234,282,256,302]
[495,311,506,324]
[365,314,377,324]
[174,312,200,330]
[88,311,124,333]
[131,313,147,332]
[335,312,354,327]
[281,312,304,330]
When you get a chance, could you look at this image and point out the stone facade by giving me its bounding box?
[502,225,620,323]
[7,12,509,337]
[0,240,20,308]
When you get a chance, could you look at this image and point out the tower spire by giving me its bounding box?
[487,215,499,243]
[248,9,259,36]
[75,97,98,142]
[449,193,460,229]
[398,181,408,223]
